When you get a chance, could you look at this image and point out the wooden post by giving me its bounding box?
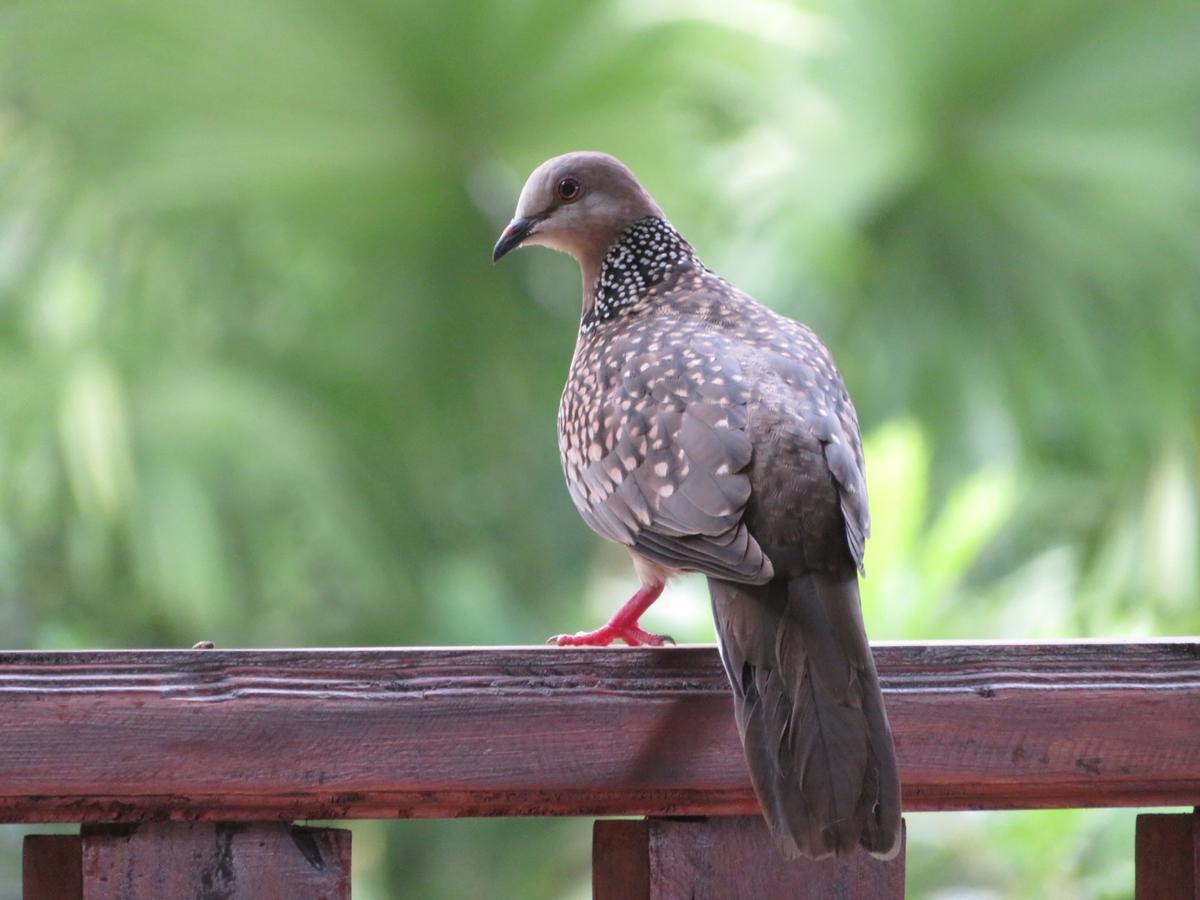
[24,824,351,900]
[23,835,82,900]
[593,816,905,900]
[1135,809,1199,900]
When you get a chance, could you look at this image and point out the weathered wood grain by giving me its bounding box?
[594,817,905,900]
[0,641,1197,823]
[76,824,350,900]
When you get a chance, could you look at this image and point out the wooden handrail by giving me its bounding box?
[1,641,1198,823]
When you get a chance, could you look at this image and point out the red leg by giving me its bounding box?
[548,582,673,647]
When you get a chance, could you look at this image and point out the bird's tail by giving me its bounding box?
[709,572,901,859]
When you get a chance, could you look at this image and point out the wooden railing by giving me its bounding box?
[4,640,1199,898]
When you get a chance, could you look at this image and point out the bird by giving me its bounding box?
[492,151,901,860]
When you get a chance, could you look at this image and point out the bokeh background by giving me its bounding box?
[1,0,1198,896]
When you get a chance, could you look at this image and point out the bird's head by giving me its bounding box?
[492,152,663,266]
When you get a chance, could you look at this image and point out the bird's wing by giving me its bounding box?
[564,331,773,583]
[827,382,870,570]
[758,325,870,570]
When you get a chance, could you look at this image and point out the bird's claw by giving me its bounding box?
[547,623,675,647]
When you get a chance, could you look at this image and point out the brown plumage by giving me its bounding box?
[493,151,901,859]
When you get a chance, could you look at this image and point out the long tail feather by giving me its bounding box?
[709,572,901,859]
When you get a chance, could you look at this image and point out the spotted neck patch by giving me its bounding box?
[581,217,703,334]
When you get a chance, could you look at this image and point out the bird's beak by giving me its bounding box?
[492,215,540,263]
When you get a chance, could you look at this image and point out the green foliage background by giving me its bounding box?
[1,1,1197,897]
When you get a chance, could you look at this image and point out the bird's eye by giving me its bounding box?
[557,177,581,202]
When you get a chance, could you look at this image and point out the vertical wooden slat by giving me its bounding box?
[594,820,650,898]
[23,835,83,900]
[77,823,350,900]
[593,816,905,900]
[1135,809,1199,900]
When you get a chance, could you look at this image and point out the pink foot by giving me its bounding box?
[546,581,672,648]
[548,623,675,647]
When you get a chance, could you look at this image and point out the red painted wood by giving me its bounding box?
[78,824,349,900]
[0,642,1197,822]
[593,817,905,899]
[23,835,82,900]
[1135,810,1199,899]
[594,820,650,897]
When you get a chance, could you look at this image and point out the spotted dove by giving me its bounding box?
[493,152,901,859]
